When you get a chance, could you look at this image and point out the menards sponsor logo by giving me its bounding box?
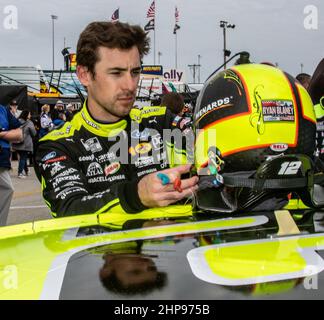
[195,97,233,121]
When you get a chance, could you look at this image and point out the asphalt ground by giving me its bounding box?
[7,160,52,226]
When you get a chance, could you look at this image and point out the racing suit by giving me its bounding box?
[34,102,193,218]
[314,102,324,160]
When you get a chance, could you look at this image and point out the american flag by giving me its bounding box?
[173,24,180,34]
[173,6,180,34]
[144,18,155,31]
[175,6,179,23]
[147,1,155,18]
[111,8,119,22]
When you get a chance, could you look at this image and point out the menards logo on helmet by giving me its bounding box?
[195,96,234,121]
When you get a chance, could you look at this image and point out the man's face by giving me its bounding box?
[10,104,17,112]
[101,254,157,288]
[77,46,141,122]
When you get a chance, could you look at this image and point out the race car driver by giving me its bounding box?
[34,21,198,218]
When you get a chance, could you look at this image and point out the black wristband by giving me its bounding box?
[117,179,148,213]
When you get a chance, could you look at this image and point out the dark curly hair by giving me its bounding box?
[77,21,150,77]
[161,92,184,115]
[100,268,167,296]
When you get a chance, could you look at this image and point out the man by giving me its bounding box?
[51,100,65,125]
[0,104,22,226]
[35,21,198,218]
[9,100,21,118]
[99,242,167,296]
[296,73,311,90]
[308,59,324,161]
[54,100,65,112]
[160,92,185,115]
[65,103,75,121]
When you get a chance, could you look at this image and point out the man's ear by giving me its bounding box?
[77,65,91,87]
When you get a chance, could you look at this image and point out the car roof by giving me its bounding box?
[1,204,324,300]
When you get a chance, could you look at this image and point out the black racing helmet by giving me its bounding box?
[194,64,324,213]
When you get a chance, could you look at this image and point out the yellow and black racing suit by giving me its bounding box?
[34,102,192,218]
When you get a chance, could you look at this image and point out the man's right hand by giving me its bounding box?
[137,164,198,208]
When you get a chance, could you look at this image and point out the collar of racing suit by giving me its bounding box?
[79,100,129,138]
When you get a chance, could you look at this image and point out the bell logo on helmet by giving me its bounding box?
[270,144,289,153]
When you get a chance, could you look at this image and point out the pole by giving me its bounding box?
[223,26,226,69]
[220,21,235,70]
[175,33,178,69]
[52,17,54,70]
[154,0,156,65]
[51,15,58,70]
[154,28,156,65]
[63,37,66,70]
[198,54,201,83]
[188,64,198,83]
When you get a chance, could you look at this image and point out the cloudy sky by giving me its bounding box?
[0,0,323,82]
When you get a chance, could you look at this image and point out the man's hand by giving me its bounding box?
[137,164,198,208]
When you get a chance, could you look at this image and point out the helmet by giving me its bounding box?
[194,64,324,213]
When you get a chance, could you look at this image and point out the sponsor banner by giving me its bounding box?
[104,162,121,176]
[131,128,151,140]
[134,156,154,168]
[69,54,77,71]
[45,156,67,164]
[137,78,162,95]
[81,137,103,153]
[56,187,87,200]
[86,162,103,177]
[195,97,234,121]
[52,174,80,188]
[50,162,66,176]
[262,100,295,122]
[141,65,163,78]
[137,168,158,177]
[88,175,125,184]
[55,168,78,179]
[129,143,152,156]
[42,151,57,162]
[163,68,186,82]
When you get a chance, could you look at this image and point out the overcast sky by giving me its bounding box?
[0,0,323,82]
